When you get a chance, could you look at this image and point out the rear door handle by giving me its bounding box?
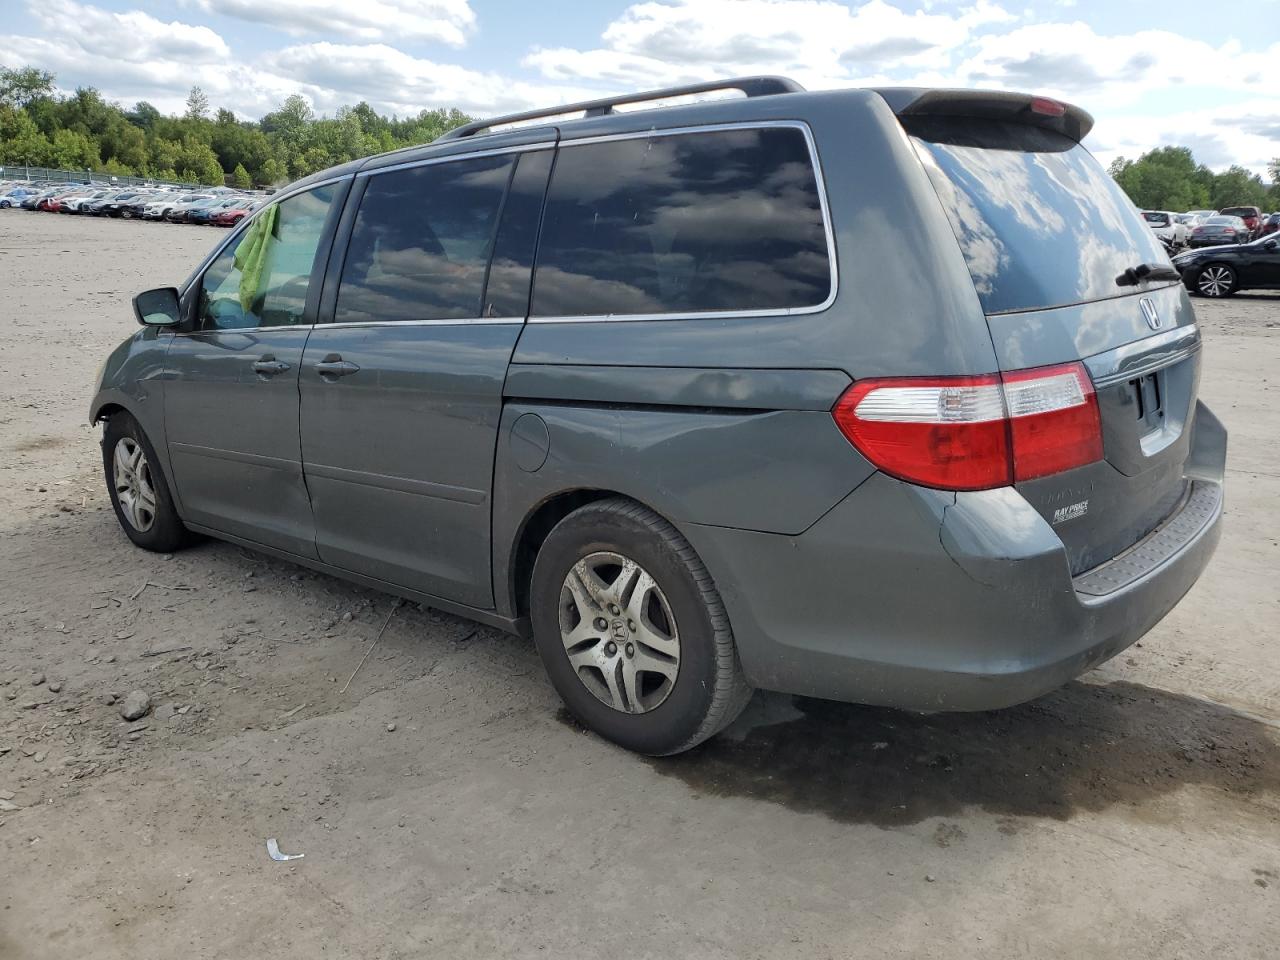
[252,356,291,377]
[315,354,360,380]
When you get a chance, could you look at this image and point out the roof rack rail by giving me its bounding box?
[434,76,804,142]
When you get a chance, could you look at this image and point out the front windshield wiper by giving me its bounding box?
[1115,263,1182,287]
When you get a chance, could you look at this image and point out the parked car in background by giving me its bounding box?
[0,187,37,208]
[1188,215,1249,247]
[1143,210,1189,247]
[143,193,206,221]
[165,196,222,223]
[213,197,263,226]
[62,190,111,214]
[117,193,163,219]
[1260,212,1280,238]
[94,79,1225,755]
[188,196,248,225]
[1219,205,1263,239]
[97,192,149,218]
[1175,231,1280,297]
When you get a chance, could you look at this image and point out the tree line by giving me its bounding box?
[4,64,1279,204]
[0,65,471,187]
[1108,146,1280,213]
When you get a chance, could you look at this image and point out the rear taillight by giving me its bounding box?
[832,362,1102,491]
[1030,96,1066,117]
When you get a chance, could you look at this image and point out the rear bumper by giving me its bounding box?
[683,402,1226,712]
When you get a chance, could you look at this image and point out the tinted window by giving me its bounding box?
[484,150,552,318]
[198,184,337,330]
[531,127,831,317]
[909,118,1170,314]
[1143,212,1169,225]
[336,154,513,323]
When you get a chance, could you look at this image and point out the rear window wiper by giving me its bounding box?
[1116,263,1181,287]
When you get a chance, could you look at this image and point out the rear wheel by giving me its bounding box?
[1194,263,1236,297]
[103,412,190,552]
[530,498,752,755]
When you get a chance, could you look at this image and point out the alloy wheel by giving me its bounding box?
[1197,265,1234,297]
[113,437,157,532]
[558,552,680,714]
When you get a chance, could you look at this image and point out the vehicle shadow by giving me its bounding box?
[641,682,1280,827]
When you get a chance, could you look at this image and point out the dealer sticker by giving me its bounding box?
[1052,500,1089,525]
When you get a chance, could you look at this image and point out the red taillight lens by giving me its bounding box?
[1030,96,1067,117]
[1002,363,1103,481]
[832,362,1102,491]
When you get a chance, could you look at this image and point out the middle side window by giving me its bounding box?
[336,153,514,323]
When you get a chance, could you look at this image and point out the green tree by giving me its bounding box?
[0,65,55,109]
[259,156,288,186]
[47,128,101,169]
[185,85,210,121]
[128,101,161,130]
[1110,146,1212,211]
[1208,165,1268,210]
[0,107,52,165]
[232,162,252,189]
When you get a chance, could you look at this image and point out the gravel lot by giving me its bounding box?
[1,211,1278,959]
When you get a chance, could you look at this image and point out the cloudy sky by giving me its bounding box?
[4,0,1278,174]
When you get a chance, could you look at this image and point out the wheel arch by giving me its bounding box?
[507,488,640,624]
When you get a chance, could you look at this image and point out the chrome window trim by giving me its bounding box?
[528,120,838,324]
[172,324,315,338]
[317,317,526,330]
[356,141,555,179]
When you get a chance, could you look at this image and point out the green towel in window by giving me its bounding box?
[233,203,280,314]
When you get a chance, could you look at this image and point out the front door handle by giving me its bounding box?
[252,356,291,377]
[315,353,360,380]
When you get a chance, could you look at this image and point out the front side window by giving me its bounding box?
[198,184,337,330]
[531,126,832,318]
[335,154,513,324]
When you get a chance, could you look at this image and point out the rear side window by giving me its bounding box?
[336,154,514,323]
[908,118,1169,315]
[531,126,831,318]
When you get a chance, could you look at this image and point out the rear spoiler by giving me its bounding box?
[874,88,1094,143]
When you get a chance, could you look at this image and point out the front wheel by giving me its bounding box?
[103,412,191,552]
[1194,263,1236,297]
[530,498,752,755]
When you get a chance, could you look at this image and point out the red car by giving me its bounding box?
[1220,205,1262,239]
[212,198,262,227]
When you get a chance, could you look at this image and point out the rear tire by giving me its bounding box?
[530,498,752,755]
[1193,263,1236,297]
[103,412,191,552]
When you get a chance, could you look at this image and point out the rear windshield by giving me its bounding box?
[1219,207,1256,218]
[1143,212,1170,224]
[907,118,1169,315]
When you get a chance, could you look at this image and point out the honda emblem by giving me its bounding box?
[1139,297,1162,330]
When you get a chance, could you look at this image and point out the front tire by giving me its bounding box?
[530,498,752,755]
[103,412,190,552]
[1194,263,1236,297]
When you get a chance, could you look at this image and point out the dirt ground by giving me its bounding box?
[1,211,1277,960]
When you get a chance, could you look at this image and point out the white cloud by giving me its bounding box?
[30,0,229,64]
[526,0,1014,90]
[185,0,477,46]
[956,22,1275,105]
[269,43,599,117]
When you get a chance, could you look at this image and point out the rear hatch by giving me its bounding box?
[889,92,1201,574]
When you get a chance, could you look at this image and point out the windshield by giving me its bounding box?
[908,117,1169,315]
[1144,212,1170,224]
[1205,216,1240,225]
[1220,207,1255,218]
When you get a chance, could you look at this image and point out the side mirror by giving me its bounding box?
[133,286,181,327]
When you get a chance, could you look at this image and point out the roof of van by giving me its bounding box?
[283,77,1092,194]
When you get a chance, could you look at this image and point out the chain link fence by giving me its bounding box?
[0,164,215,189]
